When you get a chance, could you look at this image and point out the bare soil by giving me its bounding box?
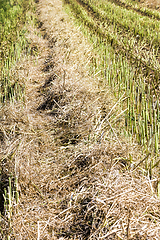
[0,0,160,239]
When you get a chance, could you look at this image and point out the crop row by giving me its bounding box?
[65,0,160,89]
[107,0,160,20]
[64,0,160,172]
[76,0,160,68]
[81,0,160,47]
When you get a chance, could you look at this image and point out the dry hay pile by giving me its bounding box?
[0,0,160,239]
[139,0,160,9]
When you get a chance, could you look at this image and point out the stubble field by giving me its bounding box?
[0,0,160,239]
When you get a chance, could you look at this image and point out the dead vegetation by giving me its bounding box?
[137,0,160,9]
[0,0,160,239]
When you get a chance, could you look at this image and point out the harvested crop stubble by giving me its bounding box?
[0,0,160,239]
[142,0,160,9]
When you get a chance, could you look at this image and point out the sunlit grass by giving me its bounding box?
[0,0,36,103]
[63,0,160,177]
[0,0,38,236]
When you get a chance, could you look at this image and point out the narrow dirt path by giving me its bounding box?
[1,0,160,239]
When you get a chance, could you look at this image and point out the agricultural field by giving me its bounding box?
[1,0,160,239]
[0,0,37,103]
[63,0,160,173]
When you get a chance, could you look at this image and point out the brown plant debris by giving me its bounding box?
[0,0,160,239]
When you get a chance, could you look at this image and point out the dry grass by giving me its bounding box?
[139,0,160,9]
[0,0,160,239]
